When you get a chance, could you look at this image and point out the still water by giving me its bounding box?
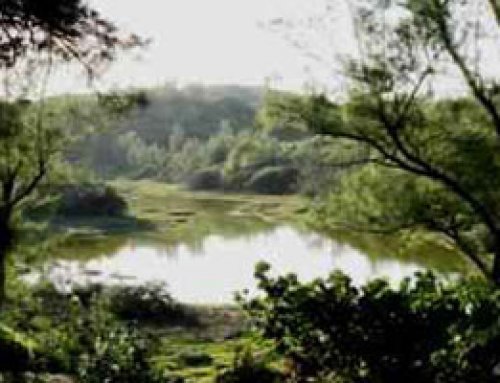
[44,224,463,304]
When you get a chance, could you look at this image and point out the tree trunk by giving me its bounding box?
[0,249,5,307]
[0,219,13,308]
[492,240,500,286]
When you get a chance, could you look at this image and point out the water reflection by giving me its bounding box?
[45,225,455,304]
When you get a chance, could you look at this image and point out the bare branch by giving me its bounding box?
[432,0,500,136]
[488,0,500,26]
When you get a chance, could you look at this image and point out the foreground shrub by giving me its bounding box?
[3,282,178,382]
[34,294,164,383]
[0,325,35,372]
[243,263,500,383]
[76,324,159,383]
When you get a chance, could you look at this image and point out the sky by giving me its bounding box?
[44,0,500,97]
[49,0,356,94]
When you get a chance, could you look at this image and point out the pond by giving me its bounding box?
[47,225,429,304]
[38,183,469,304]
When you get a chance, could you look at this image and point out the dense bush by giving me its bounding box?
[216,347,283,383]
[186,169,224,191]
[0,325,35,372]
[177,351,213,367]
[107,283,197,326]
[245,166,298,195]
[243,263,500,383]
[31,292,164,382]
[1,282,182,382]
[57,184,127,217]
[75,324,160,383]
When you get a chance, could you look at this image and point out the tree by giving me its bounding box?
[0,101,64,303]
[0,1,142,304]
[0,0,143,71]
[245,264,500,382]
[280,0,500,283]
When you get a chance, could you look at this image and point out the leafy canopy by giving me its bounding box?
[0,0,143,71]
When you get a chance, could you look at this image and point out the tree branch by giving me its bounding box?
[488,0,500,26]
[433,0,500,136]
[10,161,46,207]
[441,226,490,278]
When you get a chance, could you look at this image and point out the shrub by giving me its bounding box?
[1,281,192,382]
[178,351,213,367]
[76,324,159,383]
[57,184,127,217]
[186,168,224,191]
[7,283,166,380]
[244,166,298,195]
[0,325,35,372]
[216,347,283,383]
[243,263,500,383]
[34,292,168,382]
[108,283,197,326]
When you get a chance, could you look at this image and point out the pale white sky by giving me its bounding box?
[44,0,499,97]
[49,0,356,94]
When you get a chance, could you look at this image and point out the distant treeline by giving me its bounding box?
[44,85,491,203]
[59,84,341,196]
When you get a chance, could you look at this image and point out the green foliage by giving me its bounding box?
[223,133,296,193]
[0,99,73,301]
[245,166,298,195]
[62,86,341,197]
[287,0,500,281]
[0,324,35,372]
[75,323,160,383]
[215,346,283,383]
[24,285,162,381]
[177,351,213,367]
[302,94,500,276]
[256,91,311,142]
[0,101,65,206]
[56,184,127,217]
[288,137,343,197]
[107,283,197,326]
[0,0,142,69]
[0,281,186,382]
[244,263,500,382]
[66,85,259,180]
[187,169,224,191]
